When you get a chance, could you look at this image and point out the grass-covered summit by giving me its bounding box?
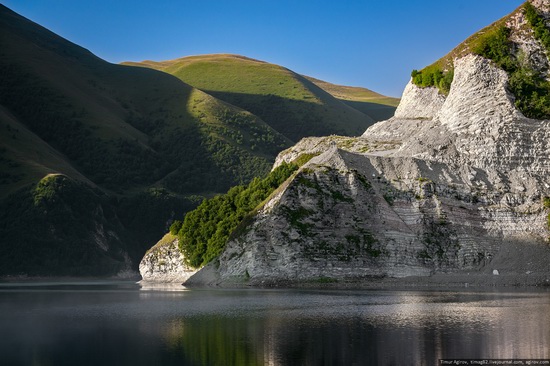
[124,54,386,141]
[128,54,314,101]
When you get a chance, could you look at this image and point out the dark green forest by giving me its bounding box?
[174,161,301,268]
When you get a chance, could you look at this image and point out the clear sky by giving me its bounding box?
[2,0,526,97]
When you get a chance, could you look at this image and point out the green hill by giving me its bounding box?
[0,4,398,277]
[124,54,387,141]
[0,5,291,276]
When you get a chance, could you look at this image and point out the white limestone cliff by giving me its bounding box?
[151,1,550,286]
[186,42,550,287]
[139,234,197,283]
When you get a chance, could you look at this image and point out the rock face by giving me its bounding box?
[139,234,197,283]
[392,81,445,120]
[186,52,550,287]
[178,2,550,286]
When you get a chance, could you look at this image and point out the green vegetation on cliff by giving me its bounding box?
[410,3,517,95]
[175,162,300,268]
[516,2,550,119]
[411,3,550,119]
[472,20,550,119]
[525,2,550,52]
[411,66,454,95]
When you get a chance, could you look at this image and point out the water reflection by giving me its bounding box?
[0,283,548,366]
[138,282,189,292]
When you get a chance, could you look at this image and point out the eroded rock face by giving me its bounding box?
[139,234,197,283]
[180,4,550,286]
[393,81,445,120]
[196,145,549,286]
[186,51,550,286]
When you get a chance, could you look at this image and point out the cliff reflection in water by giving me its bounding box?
[0,283,548,366]
[158,291,550,365]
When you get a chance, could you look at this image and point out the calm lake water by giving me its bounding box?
[0,281,549,366]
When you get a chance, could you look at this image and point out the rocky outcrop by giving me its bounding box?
[189,143,549,286]
[176,2,550,287]
[186,47,550,287]
[393,81,445,120]
[139,234,197,283]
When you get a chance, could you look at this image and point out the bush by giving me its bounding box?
[472,26,514,71]
[472,19,550,120]
[411,65,453,95]
[177,162,299,268]
[525,2,550,52]
[438,69,454,94]
[170,220,183,235]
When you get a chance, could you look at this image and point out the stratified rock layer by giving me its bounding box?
[186,53,550,287]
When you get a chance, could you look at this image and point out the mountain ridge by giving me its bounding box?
[123,53,398,141]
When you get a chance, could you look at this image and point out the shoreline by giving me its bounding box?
[2,272,550,291]
[182,271,550,290]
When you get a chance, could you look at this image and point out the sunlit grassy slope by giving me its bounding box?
[136,55,315,101]
[124,54,389,141]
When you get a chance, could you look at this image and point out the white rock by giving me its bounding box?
[139,234,197,283]
[177,16,550,286]
[394,81,445,120]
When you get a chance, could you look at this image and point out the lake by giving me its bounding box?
[0,281,548,366]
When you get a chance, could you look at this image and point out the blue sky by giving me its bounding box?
[2,0,525,97]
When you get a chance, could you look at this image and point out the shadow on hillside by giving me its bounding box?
[0,3,293,277]
[204,91,375,141]
[341,100,396,122]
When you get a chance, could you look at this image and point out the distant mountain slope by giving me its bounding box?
[303,76,399,121]
[0,5,291,276]
[124,54,384,141]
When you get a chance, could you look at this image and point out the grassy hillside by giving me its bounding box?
[304,76,399,121]
[124,54,383,141]
[0,5,291,276]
